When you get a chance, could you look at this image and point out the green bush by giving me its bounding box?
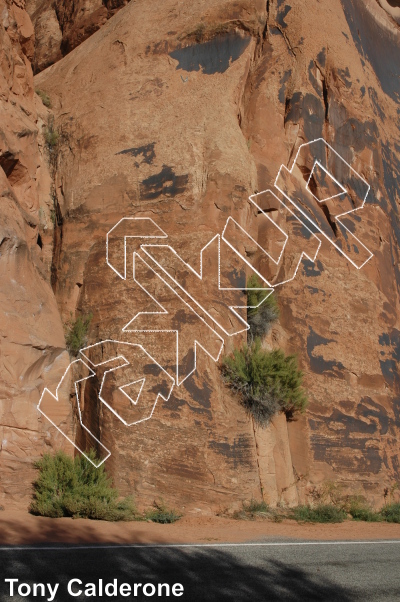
[186,22,231,43]
[43,116,59,151]
[65,313,93,356]
[44,127,59,149]
[221,338,308,424]
[350,506,382,522]
[30,450,137,521]
[291,504,347,523]
[233,499,269,520]
[380,503,400,523]
[35,88,52,108]
[344,496,382,522]
[247,274,279,342]
[144,500,182,524]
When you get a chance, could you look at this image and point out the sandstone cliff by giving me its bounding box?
[2,0,400,512]
[26,0,130,73]
[0,0,72,504]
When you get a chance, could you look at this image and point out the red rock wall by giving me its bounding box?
[29,0,400,511]
[26,0,131,73]
[0,0,71,505]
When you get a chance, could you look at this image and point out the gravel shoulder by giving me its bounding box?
[1,509,400,545]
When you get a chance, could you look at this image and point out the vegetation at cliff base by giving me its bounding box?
[290,504,347,523]
[246,274,279,342]
[380,503,400,523]
[30,450,137,521]
[144,500,182,524]
[344,495,382,522]
[44,117,59,149]
[65,312,93,355]
[35,88,52,108]
[30,451,183,523]
[221,338,308,425]
[232,499,273,520]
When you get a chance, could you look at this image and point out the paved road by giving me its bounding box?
[1,540,400,601]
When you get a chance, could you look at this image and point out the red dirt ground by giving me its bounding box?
[1,509,400,545]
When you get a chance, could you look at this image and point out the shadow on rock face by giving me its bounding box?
[378,0,400,23]
[341,0,400,100]
[169,32,251,75]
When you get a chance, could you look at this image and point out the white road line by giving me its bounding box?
[1,540,400,551]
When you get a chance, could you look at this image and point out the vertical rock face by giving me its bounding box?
[0,0,69,504]
[26,0,131,73]
[29,0,400,510]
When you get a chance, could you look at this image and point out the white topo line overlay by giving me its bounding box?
[79,340,175,426]
[141,234,274,337]
[38,341,175,466]
[223,192,322,288]
[37,359,111,468]
[40,137,373,466]
[106,217,168,280]
[123,253,225,386]
[274,137,373,270]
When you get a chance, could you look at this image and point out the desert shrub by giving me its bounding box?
[349,505,382,522]
[44,126,59,148]
[35,88,52,108]
[380,503,400,523]
[233,499,270,520]
[247,274,279,342]
[144,500,182,524]
[65,313,93,356]
[291,504,347,524]
[340,495,381,522]
[30,450,137,521]
[185,22,231,43]
[43,116,59,151]
[221,338,308,425]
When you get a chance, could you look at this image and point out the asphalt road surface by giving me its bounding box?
[1,540,400,601]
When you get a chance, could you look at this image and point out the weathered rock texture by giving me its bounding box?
[26,0,131,73]
[24,0,400,512]
[0,0,71,504]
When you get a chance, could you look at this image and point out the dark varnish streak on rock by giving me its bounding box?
[183,376,213,419]
[379,328,400,392]
[169,33,250,75]
[284,92,325,142]
[140,165,188,200]
[309,397,391,474]
[276,1,292,29]
[307,326,345,377]
[340,0,400,102]
[117,143,156,166]
[381,143,400,248]
[337,67,352,89]
[308,61,321,97]
[208,436,254,468]
[279,70,292,103]
[302,259,324,277]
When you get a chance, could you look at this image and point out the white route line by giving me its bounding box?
[79,340,175,427]
[141,234,274,337]
[38,342,175,465]
[305,160,347,202]
[123,253,225,386]
[37,359,111,468]
[40,138,374,466]
[1,540,400,551]
[106,217,168,280]
[223,192,322,288]
[275,137,373,270]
